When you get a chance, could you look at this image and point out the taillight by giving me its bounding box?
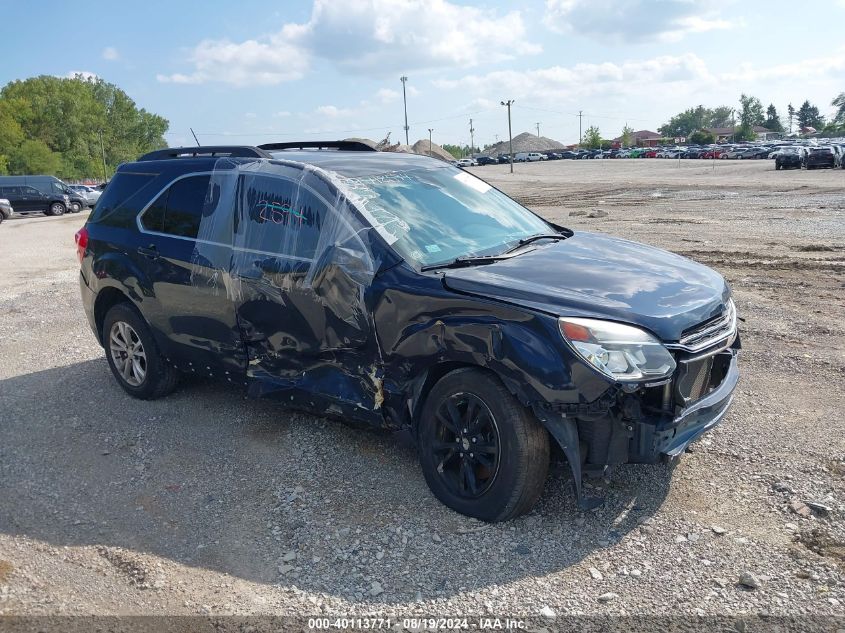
[75,226,88,264]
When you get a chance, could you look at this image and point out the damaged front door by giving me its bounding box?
[229,166,383,421]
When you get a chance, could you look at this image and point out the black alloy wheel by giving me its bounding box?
[431,392,501,499]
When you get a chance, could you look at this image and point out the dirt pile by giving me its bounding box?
[486,132,565,157]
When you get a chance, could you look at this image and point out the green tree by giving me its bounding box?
[707,106,734,128]
[796,100,824,130]
[832,92,845,125]
[763,104,783,133]
[7,139,62,174]
[582,125,602,149]
[787,103,795,133]
[0,74,168,179]
[688,130,715,144]
[620,124,634,147]
[739,94,766,132]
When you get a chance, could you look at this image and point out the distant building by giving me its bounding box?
[705,126,780,141]
[610,130,662,148]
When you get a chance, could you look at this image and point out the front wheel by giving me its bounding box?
[417,368,550,522]
[70,201,82,213]
[103,303,179,399]
[46,202,66,216]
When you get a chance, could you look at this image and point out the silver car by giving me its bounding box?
[69,184,102,205]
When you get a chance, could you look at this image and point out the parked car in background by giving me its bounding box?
[0,198,13,223]
[497,154,512,164]
[476,156,497,166]
[700,148,723,159]
[560,151,579,159]
[69,184,102,205]
[775,148,802,170]
[457,158,478,167]
[0,184,70,216]
[76,141,740,522]
[0,175,87,212]
[803,147,836,169]
[720,148,748,159]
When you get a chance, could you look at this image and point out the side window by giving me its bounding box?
[238,174,327,260]
[141,188,167,232]
[164,175,212,239]
[139,175,214,239]
[52,182,65,194]
[25,187,41,196]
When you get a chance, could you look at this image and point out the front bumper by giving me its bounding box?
[573,344,740,468]
[0,205,12,218]
[653,348,739,458]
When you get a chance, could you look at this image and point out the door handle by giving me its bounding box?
[137,245,159,259]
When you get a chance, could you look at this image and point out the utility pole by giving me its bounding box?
[428,128,434,157]
[469,118,475,155]
[97,130,108,182]
[578,111,583,147]
[501,100,515,174]
[400,76,410,145]
[536,122,541,137]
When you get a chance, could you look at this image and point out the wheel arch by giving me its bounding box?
[93,286,135,345]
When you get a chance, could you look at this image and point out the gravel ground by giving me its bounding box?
[0,160,844,624]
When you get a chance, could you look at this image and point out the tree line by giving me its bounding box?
[0,74,169,180]
[657,93,845,142]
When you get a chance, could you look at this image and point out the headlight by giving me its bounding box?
[559,317,676,382]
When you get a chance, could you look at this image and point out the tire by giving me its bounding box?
[103,303,179,400]
[417,368,550,522]
[70,201,82,213]
[775,163,781,170]
[46,202,66,216]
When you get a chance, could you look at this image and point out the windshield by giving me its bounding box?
[340,166,551,267]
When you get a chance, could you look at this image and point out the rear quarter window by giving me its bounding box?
[90,172,158,228]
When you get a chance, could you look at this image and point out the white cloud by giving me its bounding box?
[316,105,355,118]
[544,0,734,43]
[434,53,714,101]
[377,88,400,103]
[273,110,292,118]
[102,47,120,61]
[293,0,539,73]
[66,71,99,81]
[157,27,309,86]
[157,0,538,86]
[245,112,257,119]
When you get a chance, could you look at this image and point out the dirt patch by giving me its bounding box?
[796,530,845,565]
[0,559,13,583]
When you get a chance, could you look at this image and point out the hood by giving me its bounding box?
[442,231,730,342]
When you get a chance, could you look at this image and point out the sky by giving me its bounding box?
[1,0,844,148]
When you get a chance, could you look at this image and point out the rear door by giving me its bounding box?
[135,173,245,378]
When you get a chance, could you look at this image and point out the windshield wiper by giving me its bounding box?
[420,255,505,272]
[502,233,568,254]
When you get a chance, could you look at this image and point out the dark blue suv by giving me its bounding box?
[76,141,740,521]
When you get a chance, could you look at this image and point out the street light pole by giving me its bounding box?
[501,99,514,174]
[97,130,108,182]
[469,118,475,155]
[428,128,434,157]
[536,122,540,137]
[400,76,409,146]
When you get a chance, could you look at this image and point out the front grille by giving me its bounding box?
[674,351,732,407]
[676,300,736,353]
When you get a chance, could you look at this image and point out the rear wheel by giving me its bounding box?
[103,303,179,399]
[70,201,82,213]
[417,368,550,522]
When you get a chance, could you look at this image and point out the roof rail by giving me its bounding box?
[257,140,377,152]
[137,146,272,161]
